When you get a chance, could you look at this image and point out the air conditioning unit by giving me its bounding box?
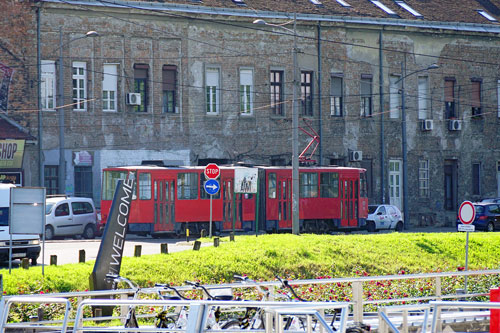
[126,93,142,106]
[349,150,363,162]
[448,119,462,131]
[421,119,434,131]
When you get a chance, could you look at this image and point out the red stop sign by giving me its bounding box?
[204,163,220,179]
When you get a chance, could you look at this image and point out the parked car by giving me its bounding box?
[479,198,500,204]
[366,204,404,232]
[456,202,500,232]
[44,196,98,240]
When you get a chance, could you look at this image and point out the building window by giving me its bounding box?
[41,60,56,111]
[330,75,343,116]
[419,160,429,197]
[299,172,318,198]
[472,162,481,196]
[270,70,284,116]
[72,62,87,111]
[418,76,429,120]
[102,64,118,112]
[177,173,198,199]
[471,79,482,117]
[389,75,400,119]
[361,75,372,117]
[44,165,58,195]
[162,65,177,113]
[206,67,220,114]
[301,71,313,116]
[74,166,93,198]
[134,64,149,113]
[445,78,456,119]
[240,68,253,115]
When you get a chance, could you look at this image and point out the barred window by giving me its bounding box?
[418,160,429,197]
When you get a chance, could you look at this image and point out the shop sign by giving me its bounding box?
[0,140,24,169]
[73,151,93,166]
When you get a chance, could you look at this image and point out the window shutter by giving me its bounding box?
[162,65,177,91]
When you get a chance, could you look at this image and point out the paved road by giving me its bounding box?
[39,235,202,266]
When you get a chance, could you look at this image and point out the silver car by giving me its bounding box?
[44,196,97,240]
[366,204,404,232]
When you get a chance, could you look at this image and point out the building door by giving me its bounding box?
[389,160,402,211]
[154,179,175,232]
[497,162,500,197]
[74,166,92,198]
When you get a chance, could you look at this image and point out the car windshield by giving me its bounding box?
[368,206,378,214]
[474,205,485,214]
[46,203,55,215]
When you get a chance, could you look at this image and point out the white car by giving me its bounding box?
[366,204,404,232]
[45,196,98,240]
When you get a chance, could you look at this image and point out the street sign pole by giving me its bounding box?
[209,194,213,238]
[465,231,469,293]
[458,200,475,295]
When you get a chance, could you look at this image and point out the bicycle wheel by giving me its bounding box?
[125,308,139,328]
[221,319,242,330]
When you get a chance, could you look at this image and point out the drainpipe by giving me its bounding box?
[37,6,43,187]
[379,29,385,203]
[317,23,322,165]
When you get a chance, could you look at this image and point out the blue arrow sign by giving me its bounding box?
[204,179,220,195]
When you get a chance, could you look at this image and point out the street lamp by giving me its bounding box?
[57,29,98,194]
[395,62,439,229]
[254,14,300,235]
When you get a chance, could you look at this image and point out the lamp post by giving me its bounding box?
[254,14,300,235]
[57,29,98,194]
[396,61,439,229]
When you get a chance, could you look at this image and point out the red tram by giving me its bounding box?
[100,165,368,236]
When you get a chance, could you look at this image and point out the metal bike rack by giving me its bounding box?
[0,296,71,332]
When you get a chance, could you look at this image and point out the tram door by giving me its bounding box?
[153,179,175,232]
[221,175,242,231]
[340,177,358,227]
[277,175,292,229]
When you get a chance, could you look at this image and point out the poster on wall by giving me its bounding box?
[234,168,258,194]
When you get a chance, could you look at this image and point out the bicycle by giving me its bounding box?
[105,274,141,328]
[155,280,234,330]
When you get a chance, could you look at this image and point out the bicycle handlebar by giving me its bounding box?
[105,274,138,290]
[155,283,190,300]
[185,280,216,300]
[275,275,308,302]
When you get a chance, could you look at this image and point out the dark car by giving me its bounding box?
[480,198,500,204]
[456,203,500,232]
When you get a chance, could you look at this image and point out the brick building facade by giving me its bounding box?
[2,0,500,228]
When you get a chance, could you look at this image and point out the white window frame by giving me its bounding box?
[102,64,118,112]
[205,67,220,115]
[239,68,253,115]
[72,61,87,111]
[41,60,56,111]
[389,75,400,119]
[418,76,429,120]
[419,159,429,197]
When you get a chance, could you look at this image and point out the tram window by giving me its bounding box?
[103,170,136,200]
[299,172,318,198]
[200,175,221,199]
[360,172,368,198]
[177,173,198,200]
[320,172,339,198]
[139,173,152,200]
[268,173,277,199]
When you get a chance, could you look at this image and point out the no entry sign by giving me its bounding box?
[458,201,475,225]
[204,163,220,180]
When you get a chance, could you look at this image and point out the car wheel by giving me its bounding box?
[395,222,404,232]
[31,257,37,266]
[45,226,55,240]
[366,221,376,233]
[487,222,494,232]
[83,225,96,239]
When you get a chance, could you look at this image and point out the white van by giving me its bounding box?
[45,196,97,240]
[0,184,41,265]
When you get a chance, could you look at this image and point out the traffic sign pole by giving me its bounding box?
[458,201,475,295]
[209,195,213,238]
